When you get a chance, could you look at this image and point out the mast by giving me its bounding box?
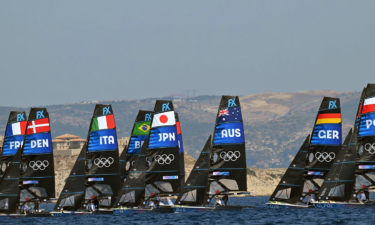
[355,84,375,189]
[85,104,120,208]
[114,139,147,207]
[316,129,357,201]
[269,135,310,204]
[146,100,182,197]
[175,136,211,206]
[0,111,27,178]
[0,146,22,213]
[209,96,247,197]
[303,97,342,197]
[175,112,186,189]
[20,108,55,202]
[54,144,87,211]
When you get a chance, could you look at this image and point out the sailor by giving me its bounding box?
[23,203,30,214]
[149,200,156,209]
[94,199,99,210]
[307,194,315,205]
[35,200,40,212]
[364,187,370,200]
[155,196,161,207]
[167,198,174,206]
[214,196,222,207]
[90,201,96,211]
[222,195,229,206]
[86,202,91,211]
[358,191,367,203]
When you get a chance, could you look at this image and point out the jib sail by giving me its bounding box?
[0,111,27,178]
[0,146,22,214]
[303,97,342,196]
[85,104,120,208]
[316,129,357,202]
[175,136,211,206]
[146,100,182,197]
[209,96,247,196]
[355,84,375,189]
[269,135,310,204]
[20,108,55,202]
[54,144,87,211]
[114,139,147,207]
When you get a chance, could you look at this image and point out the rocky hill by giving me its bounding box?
[54,154,285,197]
[0,90,361,168]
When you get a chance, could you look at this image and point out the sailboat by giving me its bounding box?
[0,111,27,178]
[84,104,121,214]
[312,129,367,208]
[19,108,55,213]
[52,144,89,216]
[173,96,250,213]
[0,147,23,216]
[266,135,311,209]
[302,97,343,200]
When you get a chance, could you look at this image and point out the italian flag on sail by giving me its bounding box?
[91,114,115,131]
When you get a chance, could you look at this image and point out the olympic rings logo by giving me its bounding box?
[315,152,335,162]
[94,157,114,168]
[220,151,240,161]
[29,160,49,171]
[154,154,174,164]
[364,143,375,154]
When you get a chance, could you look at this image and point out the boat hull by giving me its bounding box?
[313,202,375,209]
[151,207,175,213]
[92,209,114,215]
[113,208,152,214]
[266,203,310,209]
[173,205,249,213]
[51,212,90,217]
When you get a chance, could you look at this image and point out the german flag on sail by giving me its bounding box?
[316,113,341,124]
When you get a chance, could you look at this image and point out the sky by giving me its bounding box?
[1,0,374,107]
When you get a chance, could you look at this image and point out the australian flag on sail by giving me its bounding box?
[217,107,242,124]
[128,135,148,155]
[3,135,25,155]
[311,124,341,145]
[23,133,53,155]
[88,129,118,152]
[359,113,375,137]
[214,122,244,145]
[149,126,178,149]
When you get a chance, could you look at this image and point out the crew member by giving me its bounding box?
[364,187,370,200]
[214,196,222,207]
[167,198,174,206]
[149,200,156,209]
[307,194,315,205]
[222,195,229,206]
[358,191,367,203]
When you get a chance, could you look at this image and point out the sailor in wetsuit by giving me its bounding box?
[214,196,222,207]
[364,188,370,200]
[222,195,229,206]
[358,191,367,203]
[307,194,315,205]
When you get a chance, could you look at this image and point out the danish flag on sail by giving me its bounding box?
[26,118,50,134]
[362,97,375,114]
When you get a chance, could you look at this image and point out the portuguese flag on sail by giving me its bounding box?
[91,114,116,131]
[132,121,151,135]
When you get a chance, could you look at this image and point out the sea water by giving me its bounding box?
[2,196,374,224]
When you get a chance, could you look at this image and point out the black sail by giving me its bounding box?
[175,136,211,206]
[269,135,310,204]
[0,146,22,214]
[0,111,27,177]
[146,100,182,197]
[316,129,357,202]
[303,97,342,196]
[209,96,247,196]
[20,108,55,202]
[85,104,120,208]
[355,84,375,189]
[114,140,147,207]
[54,144,87,211]
[175,113,186,189]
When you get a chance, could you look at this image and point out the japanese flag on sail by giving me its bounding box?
[152,111,176,128]
[6,121,27,136]
[26,118,50,134]
[363,97,375,114]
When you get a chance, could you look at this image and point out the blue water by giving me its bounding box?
[2,196,374,224]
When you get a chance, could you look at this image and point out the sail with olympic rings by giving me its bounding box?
[355,84,375,190]
[84,104,120,209]
[209,96,247,197]
[145,100,183,197]
[0,111,27,178]
[303,97,342,197]
[19,108,56,204]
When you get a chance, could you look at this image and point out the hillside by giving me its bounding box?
[0,90,361,168]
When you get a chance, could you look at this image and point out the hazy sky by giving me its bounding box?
[1,1,374,107]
